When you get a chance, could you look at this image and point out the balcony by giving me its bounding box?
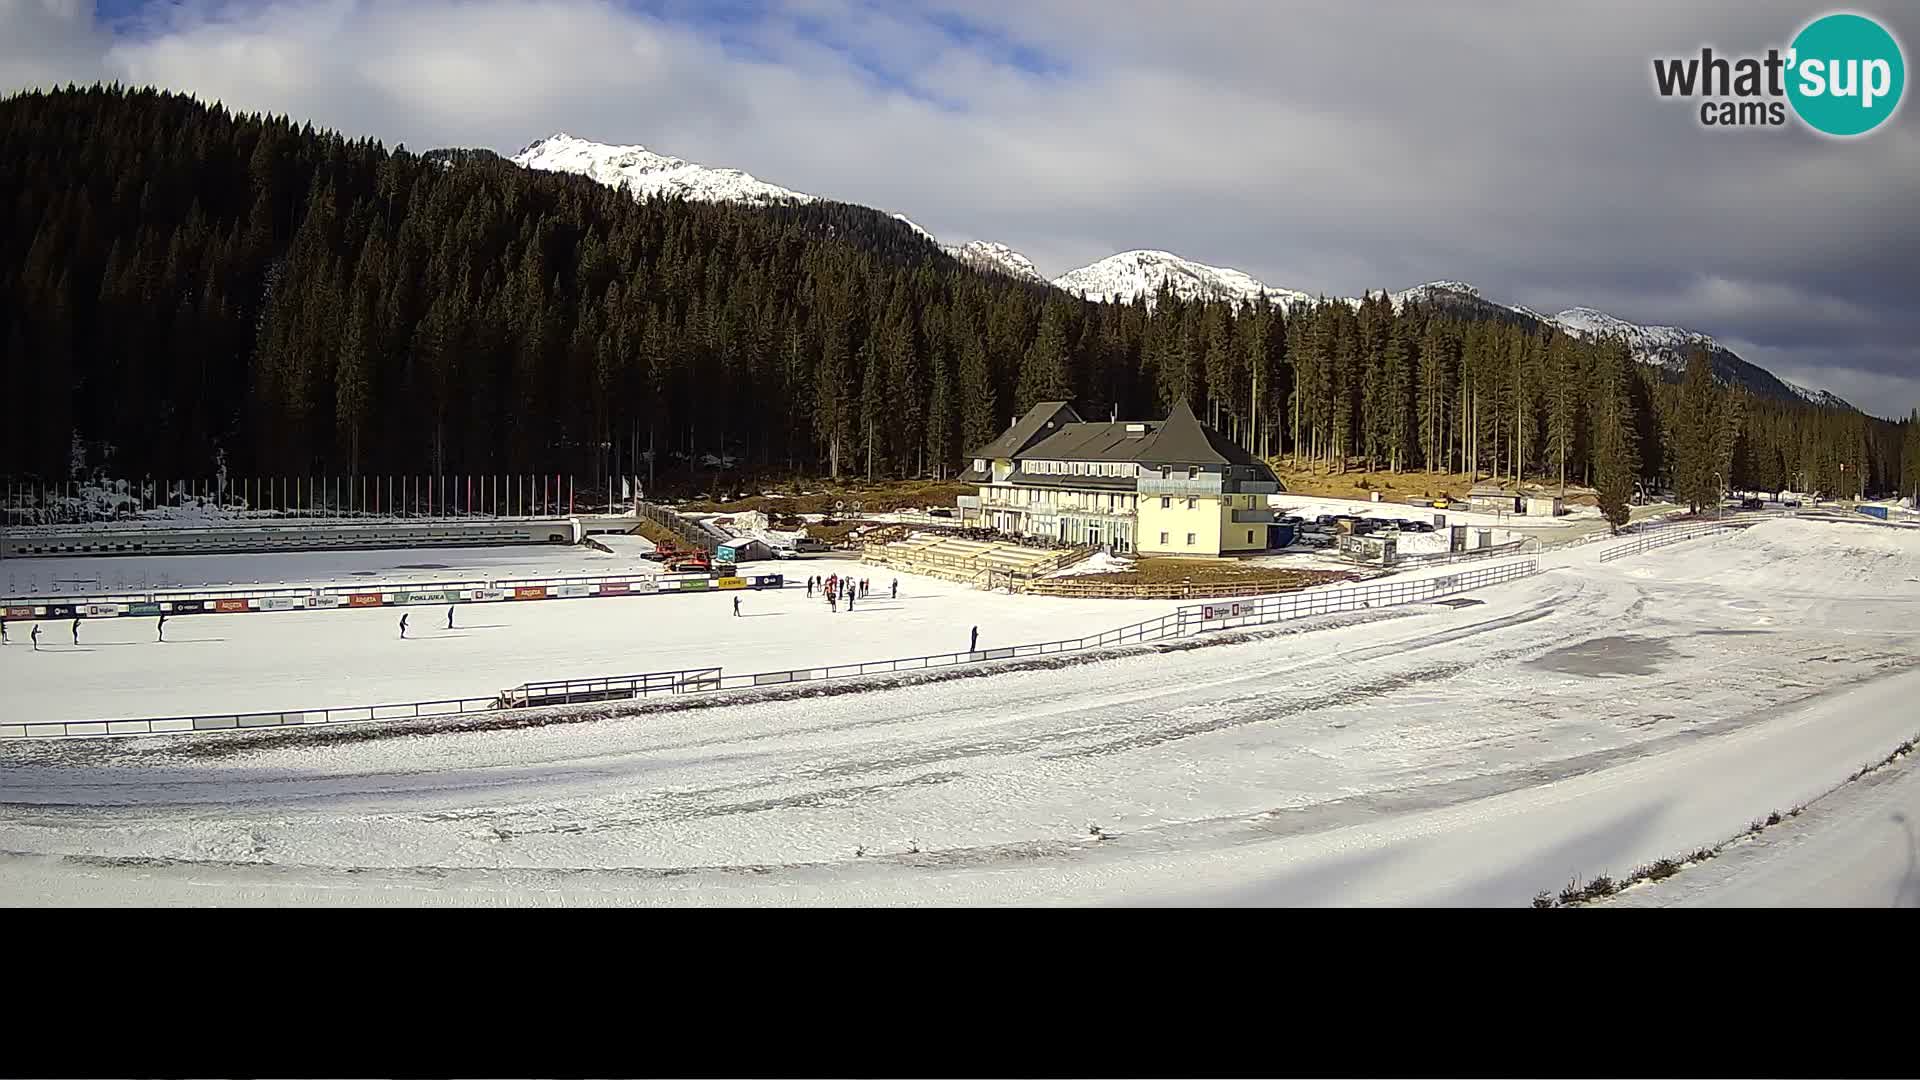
[1234,480,1281,495]
[1137,473,1224,497]
[1231,508,1275,523]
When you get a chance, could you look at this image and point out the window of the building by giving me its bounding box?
[1188,466,1199,480]
[1160,466,1171,479]
[1161,496,1170,509]
[1247,530,1255,543]
[1186,532,1196,545]
[1159,531,1169,544]
[1186,497,1196,510]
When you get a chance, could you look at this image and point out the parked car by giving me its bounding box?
[1782,498,1802,508]
[1740,496,1765,510]
[792,537,831,553]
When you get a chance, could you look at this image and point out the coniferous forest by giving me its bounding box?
[3,86,1913,504]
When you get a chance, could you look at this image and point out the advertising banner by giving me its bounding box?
[716,545,738,563]
[349,593,384,607]
[257,597,303,611]
[397,590,450,605]
[754,574,784,588]
[513,586,548,601]
[48,604,76,617]
[309,594,346,608]
[85,604,122,617]
[169,600,205,614]
[470,588,509,602]
[678,579,710,592]
[125,602,161,617]
[716,577,747,590]
[553,584,591,598]
[597,581,631,595]
[6,606,39,619]
[215,598,250,613]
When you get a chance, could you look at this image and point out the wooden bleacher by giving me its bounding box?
[863,533,1088,587]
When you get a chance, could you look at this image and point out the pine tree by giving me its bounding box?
[1017,303,1073,412]
[1591,340,1638,531]
[1903,408,1920,506]
[1673,350,1723,513]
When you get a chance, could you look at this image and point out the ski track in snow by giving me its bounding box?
[1,517,1916,905]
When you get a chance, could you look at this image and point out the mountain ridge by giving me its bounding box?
[488,131,1853,411]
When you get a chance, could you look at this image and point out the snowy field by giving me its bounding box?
[1,516,1916,906]
[1,553,1179,723]
[2,542,666,595]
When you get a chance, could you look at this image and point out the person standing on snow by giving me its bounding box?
[157,613,167,642]
[1,614,8,645]
[890,578,898,600]
[399,613,409,639]
[71,617,80,646]
[970,626,979,654]
[846,588,855,612]
[447,604,456,630]
[31,624,41,651]
[828,593,837,613]
[732,595,742,617]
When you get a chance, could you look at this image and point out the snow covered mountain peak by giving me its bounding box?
[512,133,815,206]
[1051,249,1314,307]
[942,240,1045,283]
[1548,305,1718,364]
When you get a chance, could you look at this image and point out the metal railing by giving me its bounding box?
[5,557,1541,741]
[1598,520,1748,562]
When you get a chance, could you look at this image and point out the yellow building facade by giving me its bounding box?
[958,401,1283,557]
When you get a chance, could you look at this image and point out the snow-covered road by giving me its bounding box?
[1,517,1915,905]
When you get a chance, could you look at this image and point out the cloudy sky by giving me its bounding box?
[5,0,1918,417]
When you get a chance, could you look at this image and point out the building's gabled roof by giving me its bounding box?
[979,399,1273,475]
[1134,401,1263,467]
[1021,420,1163,463]
[972,401,1083,460]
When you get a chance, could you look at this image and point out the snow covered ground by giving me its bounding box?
[1,554,1179,723]
[1604,746,1920,908]
[2,543,665,595]
[1,517,1914,906]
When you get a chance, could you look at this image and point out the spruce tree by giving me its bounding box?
[1016,303,1073,412]
[1591,340,1638,531]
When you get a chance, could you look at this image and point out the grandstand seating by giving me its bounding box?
[863,532,1089,586]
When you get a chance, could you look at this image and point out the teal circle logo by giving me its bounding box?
[1787,12,1905,136]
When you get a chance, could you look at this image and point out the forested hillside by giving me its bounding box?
[2,86,1909,500]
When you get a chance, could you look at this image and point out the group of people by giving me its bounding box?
[804,573,897,612]
[397,605,458,638]
[2,613,92,650]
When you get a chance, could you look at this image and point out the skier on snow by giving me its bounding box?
[447,604,455,630]
[399,613,409,639]
[157,613,167,642]
[71,617,80,646]
[732,595,742,617]
[31,624,41,651]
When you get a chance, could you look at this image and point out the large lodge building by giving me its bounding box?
[957,401,1285,557]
